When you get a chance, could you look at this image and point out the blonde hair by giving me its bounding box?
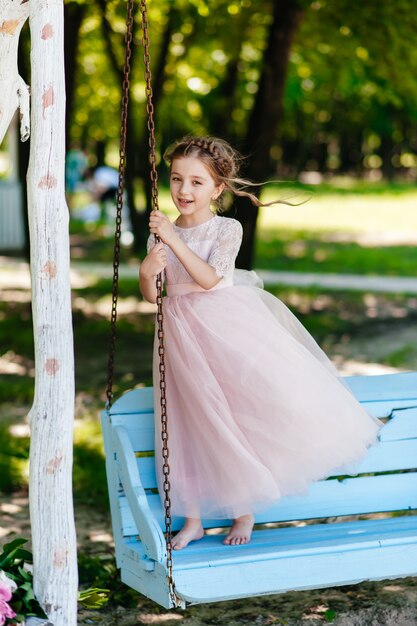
[164,135,285,212]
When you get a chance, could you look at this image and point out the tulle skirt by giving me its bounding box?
[152,273,383,520]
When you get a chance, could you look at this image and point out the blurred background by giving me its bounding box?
[1,1,417,622]
[2,0,417,262]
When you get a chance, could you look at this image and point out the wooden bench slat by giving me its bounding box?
[121,514,417,569]
[124,406,417,492]
[119,472,417,537]
[110,387,154,414]
[134,437,417,491]
[363,399,417,416]
[110,411,154,451]
[121,515,417,605]
[110,404,417,455]
[174,538,417,604]
[168,515,417,568]
[346,371,417,402]
[381,407,417,441]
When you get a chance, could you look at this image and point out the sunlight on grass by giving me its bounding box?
[259,185,417,234]
[73,418,108,507]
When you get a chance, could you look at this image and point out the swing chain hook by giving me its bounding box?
[140,0,177,607]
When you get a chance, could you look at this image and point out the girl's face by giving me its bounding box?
[170,157,224,222]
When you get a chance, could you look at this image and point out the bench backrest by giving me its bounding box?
[104,373,417,541]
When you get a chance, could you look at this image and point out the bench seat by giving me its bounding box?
[101,372,417,608]
[121,515,417,604]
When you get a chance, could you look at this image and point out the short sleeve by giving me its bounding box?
[208,219,243,277]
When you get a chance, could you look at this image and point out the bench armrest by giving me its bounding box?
[113,425,166,563]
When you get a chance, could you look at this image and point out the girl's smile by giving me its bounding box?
[170,156,224,226]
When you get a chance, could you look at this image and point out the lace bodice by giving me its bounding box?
[146,215,243,287]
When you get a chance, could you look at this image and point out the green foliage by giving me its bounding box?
[0,538,47,623]
[73,421,109,508]
[0,425,29,493]
[0,304,34,361]
[281,0,417,172]
[324,608,337,622]
[77,587,110,609]
[0,377,34,405]
[255,230,417,276]
[66,0,417,178]
[78,553,138,607]
[382,345,417,368]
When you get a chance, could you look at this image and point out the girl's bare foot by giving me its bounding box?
[171,518,204,550]
[223,514,254,546]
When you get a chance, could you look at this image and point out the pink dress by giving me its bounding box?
[148,215,383,520]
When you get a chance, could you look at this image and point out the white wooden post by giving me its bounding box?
[0,1,78,625]
[26,1,78,624]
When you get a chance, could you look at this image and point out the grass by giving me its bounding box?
[254,230,417,275]
[382,345,417,368]
[259,179,417,233]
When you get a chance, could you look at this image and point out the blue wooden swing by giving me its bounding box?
[102,373,417,609]
[101,0,417,610]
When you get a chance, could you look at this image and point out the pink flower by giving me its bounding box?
[0,572,16,599]
[0,600,16,625]
[0,581,16,625]
[0,581,11,602]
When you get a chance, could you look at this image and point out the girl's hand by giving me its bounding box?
[149,210,177,245]
[140,242,167,279]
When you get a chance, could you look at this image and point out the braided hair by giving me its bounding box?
[164,136,264,211]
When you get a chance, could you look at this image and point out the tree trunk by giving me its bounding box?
[27,2,78,625]
[233,0,305,269]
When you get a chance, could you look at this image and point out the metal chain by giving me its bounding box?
[105,0,135,408]
[139,0,177,607]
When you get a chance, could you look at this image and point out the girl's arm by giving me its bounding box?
[169,237,222,290]
[150,211,222,290]
[139,241,167,304]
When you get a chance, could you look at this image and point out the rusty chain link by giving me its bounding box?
[106,0,134,408]
[139,0,177,607]
[105,0,176,606]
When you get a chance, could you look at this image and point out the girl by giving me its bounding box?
[139,136,383,551]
